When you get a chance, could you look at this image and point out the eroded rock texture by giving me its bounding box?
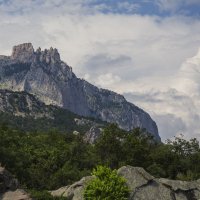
[0,43,160,141]
[51,166,200,200]
[51,176,94,200]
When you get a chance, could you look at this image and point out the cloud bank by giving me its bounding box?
[0,0,200,141]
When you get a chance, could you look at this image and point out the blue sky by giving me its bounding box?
[1,0,200,16]
[0,0,200,141]
[87,0,200,16]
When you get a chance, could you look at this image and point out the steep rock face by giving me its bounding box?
[0,43,160,140]
[0,89,106,135]
[51,166,200,200]
[0,89,53,118]
[11,43,34,62]
[84,126,103,144]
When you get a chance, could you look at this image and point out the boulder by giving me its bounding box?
[119,166,200,200]
[0,166,31,200]
[0,166,18,193]
[51,176,94,200]
[51,166,200,200]
[0,189,32,200]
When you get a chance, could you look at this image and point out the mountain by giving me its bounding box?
[0,43,160,140]
[0,89,105,136]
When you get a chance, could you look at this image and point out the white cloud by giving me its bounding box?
[96,73,121,88]
[124,49,200,141]
[116,2,140,13]
[174,48,200,97]
[155,0,200,12]
[0,0,200,141]
[155,0,183,12]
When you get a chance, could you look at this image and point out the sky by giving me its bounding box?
[0,0,200,141]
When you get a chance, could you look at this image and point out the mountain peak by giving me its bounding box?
[0,43,160,141]
[11,43,61,64]
[11,43,34,62]
[36,47,61,64]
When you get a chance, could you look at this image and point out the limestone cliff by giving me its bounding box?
[0,43,160,140]
[0,89,104,135]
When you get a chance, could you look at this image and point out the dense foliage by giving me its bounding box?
[0,110,104,134]
[0,123,200,196]
[84,166,129,200]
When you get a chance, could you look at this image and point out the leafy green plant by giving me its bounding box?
[84,166,129,200]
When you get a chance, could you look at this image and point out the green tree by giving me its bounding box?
[95,124,126,168]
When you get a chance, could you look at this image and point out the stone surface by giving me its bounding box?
[51,166,200,200]
[0,189,32,200]
[0,89,106,135]
[0,89,54,118]
[0,166,31,200]
[51,176,94,200]
[0,43,160,141]
[84,126,103,143]
[11,43,34,62]
[0,166,18,193]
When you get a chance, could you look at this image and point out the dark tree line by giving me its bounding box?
[0,124,200,197]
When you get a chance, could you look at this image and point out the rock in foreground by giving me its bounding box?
[0,166,31,200]
[51,166,200,200]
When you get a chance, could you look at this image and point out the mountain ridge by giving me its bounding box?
[0,89,106,138]
[0,43,160,141]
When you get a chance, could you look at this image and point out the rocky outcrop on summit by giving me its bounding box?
[0,43,160,140]
[11,43,34,62]
[51,166,200,200]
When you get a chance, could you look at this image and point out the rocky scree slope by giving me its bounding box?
[0,43,160,141]
[51,166,200,200]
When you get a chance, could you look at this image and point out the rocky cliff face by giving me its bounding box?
[0,43,160,140]
[0,89,105,135]
[0,89,53,118]
[51,166,200,200]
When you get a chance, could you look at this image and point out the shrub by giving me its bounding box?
[84,166,129,200]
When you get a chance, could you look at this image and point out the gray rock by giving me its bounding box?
[84,126,103,143]
[0,189,32,200]
[0,89,54,118]
[0,166,18,193]
[51,166,200,200]
[0,43,160,141]
[11,43,34,62]
[0,166,31,200]
[51,176,94,200]
[119,166,200,200]
[74,118,95,126]
[117,166,154,191]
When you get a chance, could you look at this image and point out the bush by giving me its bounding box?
[84,166,129,200]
